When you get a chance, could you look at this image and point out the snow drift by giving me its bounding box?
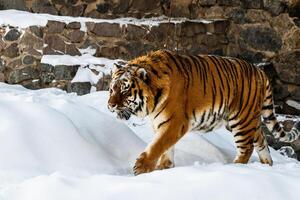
[0,83,299,200]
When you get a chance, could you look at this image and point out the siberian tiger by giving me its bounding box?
[107,50,300,175]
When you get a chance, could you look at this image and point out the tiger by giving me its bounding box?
[107,50,300,175]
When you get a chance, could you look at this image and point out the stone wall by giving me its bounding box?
[0,0,299,115]
[0,17,229,94]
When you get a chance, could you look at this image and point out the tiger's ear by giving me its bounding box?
[137,68,147,81]
[112,63,123,72]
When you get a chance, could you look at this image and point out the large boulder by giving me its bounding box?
[273,50,300,85]
[4,29,21,41]
[240,26,282,51]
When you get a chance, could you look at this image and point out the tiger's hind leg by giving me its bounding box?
[254,127,273,165]
[229,119,257,164]
[156,147,174,170]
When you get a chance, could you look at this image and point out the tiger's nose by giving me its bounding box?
[108,103,117,111]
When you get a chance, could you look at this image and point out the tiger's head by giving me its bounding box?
[108,63,153,120]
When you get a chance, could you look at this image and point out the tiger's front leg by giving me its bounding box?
[156,147,175,170]
[133,120,186,175]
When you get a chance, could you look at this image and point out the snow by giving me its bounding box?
[286,100,300,111]
[0,82,300,200]
[0,10,214,32]
[41,54,124,84]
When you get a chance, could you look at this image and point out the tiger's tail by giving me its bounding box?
[261,79,300,143]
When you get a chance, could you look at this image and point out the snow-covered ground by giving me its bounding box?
[0,83,300,200]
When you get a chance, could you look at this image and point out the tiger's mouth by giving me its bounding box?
[116,108,132,120]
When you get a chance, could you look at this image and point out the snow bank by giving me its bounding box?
[0,83,299,200]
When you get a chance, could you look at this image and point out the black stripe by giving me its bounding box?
[157,115,173,129]
[265,94,272,100]
[271,123,281,133]
[154,102,168,119]
[262,104,273,110]
[235,135,253,144]
[209,56,225,90]
[263,113,276,121]
[164,51,184,75]
[234,127,256,137]
[193,109,196,122]
[152,88,163,112]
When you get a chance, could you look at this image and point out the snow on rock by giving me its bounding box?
[41,54,124,84]
[286,100,300,111]
[0,83,300,200]
[0,10,213,32]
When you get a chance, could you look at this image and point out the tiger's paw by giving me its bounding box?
[133,152,156,176]
[156,156,174,170]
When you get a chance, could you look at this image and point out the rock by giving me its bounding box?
[112,0,130,14]
[6,58,22,69]
[44,34,65,53]
[96,2,111,13]
[121,41,156,59]
[225,7,247,24]
[52,0,65,4]
[40,72,55,84]
[50,80,68,91]
[54,65,79,80]
[40,63,54,73]
[89,22,123,37]
[8,66,39,84]
[273,50,300,85]
[43,46,63,55]
[263,0,286,16]
[240,26,282,51]
[66,22,81,29]
[179,21,206,37]
[22,79,41,90]
[65,30,85,43]
[273,84,290,101]
[0,58,5,72]
[291,88,300,101]
[237,49,264,63]
[19,32,43,49]
[198,0,216,6]
[287,0,300,17]
[65,44,81,56]
[0,72,4,82]
[242,0,263,9]
[46,20,66,33]
[29,26,43,38]
[131,0,160,12]
[170,0,190,17]
[96,74,111,91]
[22,55,35,65]
[31,1,58,15]
[3,43,19,58]
[22,46,42,57]
[67,82,91,95]
[218,0,240,6]
[147,23,176,44]
[255,62,277,81]
[60,4,86,16]
[280,101,300,115]
[244,9,270,23]
[0,37,6,52]
[212,20,230,33]
[125,24,147,40]
[95,45,125,59]
[4,29,21,41]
